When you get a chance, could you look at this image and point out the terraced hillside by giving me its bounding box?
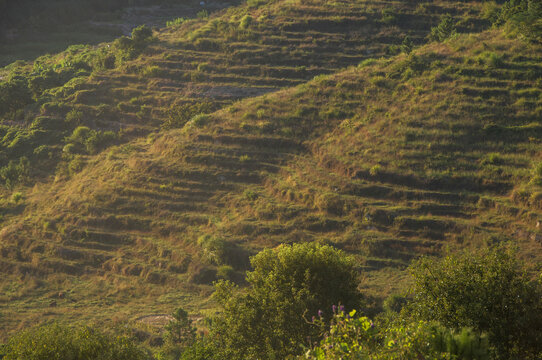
[1,16,541,341]
[0,0,491,187]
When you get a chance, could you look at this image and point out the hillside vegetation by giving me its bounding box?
[0,0,540,356]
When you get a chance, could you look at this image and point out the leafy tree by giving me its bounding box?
[409,246,542,359]
[161,308,197,359]
[430,14,457,42]
[498,0,542,42]
[179,338,221,360]
[2,323,149,360]
[166,308,196,346]
[210,242,361,359]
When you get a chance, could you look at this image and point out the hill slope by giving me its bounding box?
[1,20,541,340]
[0,0,490,188]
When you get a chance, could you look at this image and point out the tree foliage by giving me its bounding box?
[409,246,542,359]
[430,14,457,42]
[1,323,149,360]
[0,77,32,116]
[302,309,490,360]
[499,0,542,42]
[210,242,362,359]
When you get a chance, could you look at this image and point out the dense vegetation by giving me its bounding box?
[0,0,541,358]
[1,244,539,359]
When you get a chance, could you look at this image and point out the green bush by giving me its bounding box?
[197,235,229,265]
[498,0,542,43]
[0,77,33,116]
[217,265,235,280]
[409,246,542,359]
[476,51,504,68]
[383,294,408,313]
[239,15,253,30]
[302,309,489,360]
[188,114,211,128]
[2,323,149,360]
[211,242,361,359]
[430,14,457,42]
[28,69,61,98]
[65,126,117,154]
[0,157,30,189]
[160,308,197,359]
[167,17,188,27]
[162,102,216,129]
[197,235,248,269]
[113,25,153,62]
[532,161,542,185]
[197,9,208,19]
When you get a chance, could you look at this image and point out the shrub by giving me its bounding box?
[400,36,413,54]
[197,235,248,269]
[217,265,235,280]
[211,242,361,359]
[302,309,490,360]
[167,17,188,27]
[29,116,64,131]
[66,126,117,154]
[113,25,153,62]
[476,51,504,68]
[131,24,153,45]
[162,307,197,357]
[383,294,408,313]
[28,69,61,98]
[140,65,163,78]
[65,109,84,125]
[531,161,542,185]
[68,155,86,175]
[11,192,23,203]
[498,0,542,43]
[162,102,216,129]
[0,77,32,116]
[0,157,30,189]
[194,38,221,51]
[409,246,542,359]
[197,235,229,265]
[430,14,457,42]
[239,15,253,29]
[369,164,381,176]
[188,114,211,128]
[2,323,149,360]
[315,193,345,215]
[380,8,396,24]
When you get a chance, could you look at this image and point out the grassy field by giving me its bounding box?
[0,0,540,348]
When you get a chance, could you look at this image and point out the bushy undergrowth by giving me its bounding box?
[1,323,149,360]
[303,310,490,360]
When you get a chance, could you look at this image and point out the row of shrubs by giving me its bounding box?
[1,242,540,360]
